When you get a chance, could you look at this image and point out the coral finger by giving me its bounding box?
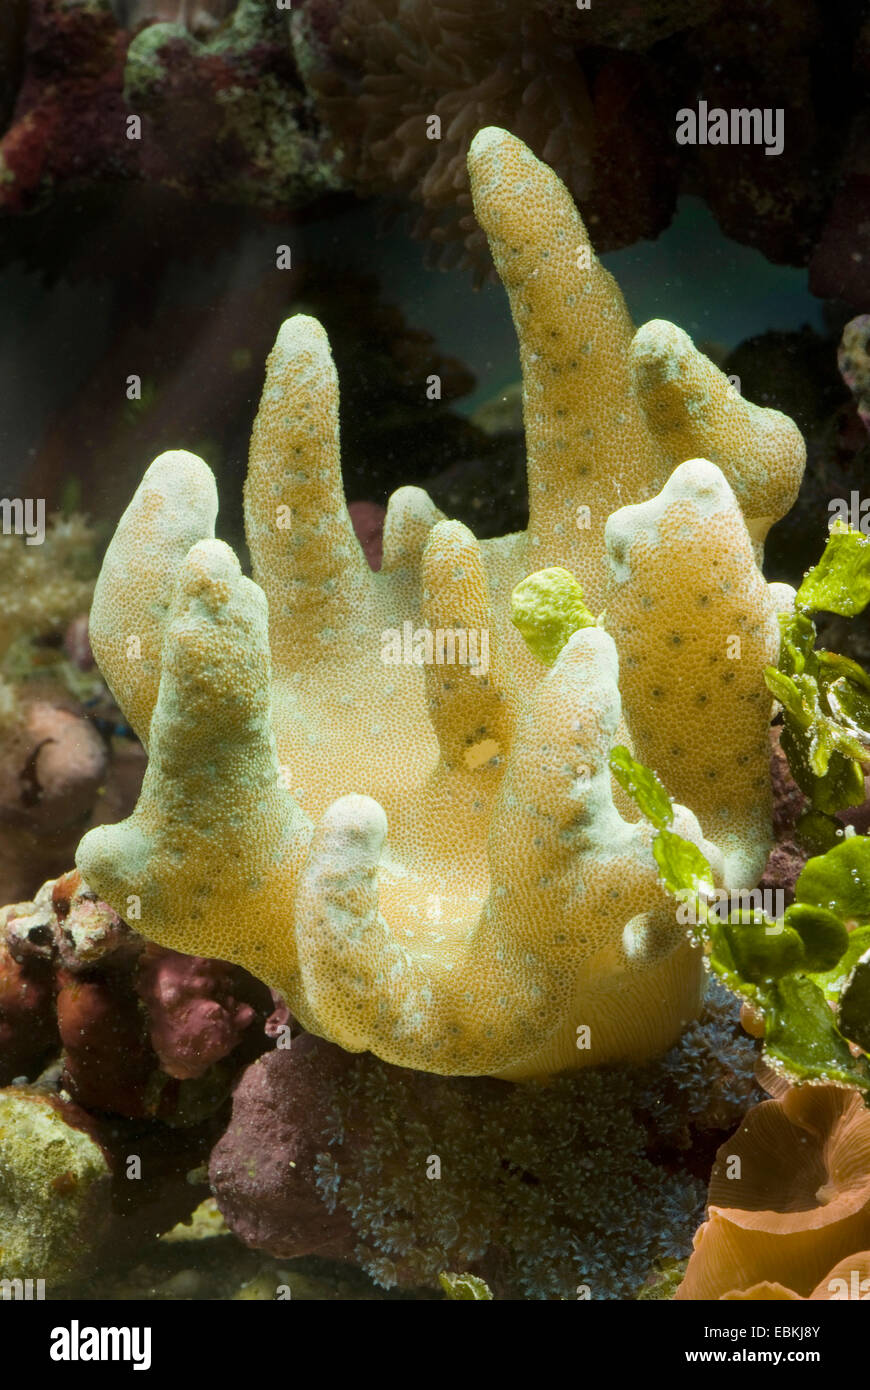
[88,449,218,746]
[295,794,553,1076]
[244,315,374,672]
[420,519,512,770]
[630,320,805,553]
[605,458,780,887]
[77,539,311,968]
[488,626,704,1078]
[294,794,395,1052]
[467,125,665,604]
[491,624,623,862]
[380,484,444,574]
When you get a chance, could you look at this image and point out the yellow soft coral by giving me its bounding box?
[76,128,804,1078]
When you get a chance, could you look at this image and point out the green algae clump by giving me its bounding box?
[510,566,596,666]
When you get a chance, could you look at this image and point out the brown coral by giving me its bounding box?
[297,0,677,278]
[677,1084,870,1300]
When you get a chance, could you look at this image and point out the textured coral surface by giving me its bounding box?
[77,128,804,1079]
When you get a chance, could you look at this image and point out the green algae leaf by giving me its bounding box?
[795,837,870,925]
[762,974,870,1089]
[719,917,805,985]
[609,746,673,830]
[768,667,867,775]
[438,1272,493,1301]
[706,918,751,996]
[837,949,870,1053]
[764,667,809,727]
[782,902,850,974]
[795,810,848,855]
[816,647,870,692]
[604,746,869,1091]
[817,652,870,753]
[769,607,870,814]
[779,609,818,676]
[824,676,870,748]
[809,925,870,1002]
[779,721,865,814]
[510,567,595,666]
[766,660,864,807]
[795,527,870,617]
[653,827,715,898]
[605,734,870,1090]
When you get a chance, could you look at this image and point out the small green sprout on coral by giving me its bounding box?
[764,525,870,836]
[510,567,596,666]
[438,1272,493,1300]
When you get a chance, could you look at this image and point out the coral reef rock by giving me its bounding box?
[1,871,273,1118]
[0,1087,112,1284]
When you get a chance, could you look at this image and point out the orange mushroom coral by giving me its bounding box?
[810,1250,870,1300]
[677,1085,870,1300]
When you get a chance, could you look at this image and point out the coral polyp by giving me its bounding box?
[77,127,804,1080]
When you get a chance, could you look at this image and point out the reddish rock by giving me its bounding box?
[2,872,273,1119]
[0,0,132,214]
[0,938,57,1084]
[56,965,155,1117]
[209,1033,356,1262]
[136,944,273,1080]
[0,868,278,1263]
[348,500,385,572]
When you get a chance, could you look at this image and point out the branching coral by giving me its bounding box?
[77,127,805,1079]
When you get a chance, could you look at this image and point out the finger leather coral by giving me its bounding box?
[76,127,804,1079]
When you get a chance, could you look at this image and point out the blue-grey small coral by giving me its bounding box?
[312,981,759,1300]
